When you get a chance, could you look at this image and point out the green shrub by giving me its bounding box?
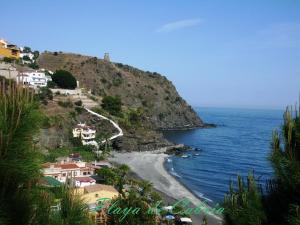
[101,96,122,116]
[47,80,56,88]
[37,87,53,104]
[2,57,14,63]
[28,62,39,69]
[75,106,84,114]
[58,100,73,108]
[112,77,122,86]
[22,55,31,61]
[52,70,77,89]
[74,100,82,106]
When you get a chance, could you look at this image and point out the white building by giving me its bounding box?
[73,177,96,187]
[20,52,34,60]
[0,39,8,48]
[0,62,18,80]
[73,123,98,147]
[17,70,49,88]
[42,161,96,184]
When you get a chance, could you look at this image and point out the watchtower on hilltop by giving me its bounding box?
[104,53,110,62]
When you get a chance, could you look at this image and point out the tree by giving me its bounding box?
[22,55,31,61]
[0,81,93,225]
[28,62,39,69]
[50,187,93,225]
[97,167,120,186]
[101,96,122,116]
[33,50,39,59]
[22,46,31,53]
[0,81,42,225]
[52,70,77,89]
[139,180,153,197]
[108,190,157,225]
[223,174,266,225]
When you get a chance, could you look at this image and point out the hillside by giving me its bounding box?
[37,52,203,130]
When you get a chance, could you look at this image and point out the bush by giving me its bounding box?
[2,57,14,63]
[28,62,39,69]
[75,106,84,114]
[52,70,77,89]
[58,100,73,108]
[33,50,39,59]
[37,87,53,104]
[112,77,122,86]
[74,100,82,106]
[47,80,56,88]
[101,96,122,116]
[22,55,31,61]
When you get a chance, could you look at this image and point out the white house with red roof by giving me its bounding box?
[42,161,95,183]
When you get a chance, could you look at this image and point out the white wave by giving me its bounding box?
[170,171,182,178]
[194,191,213,203]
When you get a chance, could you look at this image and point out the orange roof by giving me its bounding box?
[60,164,80,169]
[42,163,80,170]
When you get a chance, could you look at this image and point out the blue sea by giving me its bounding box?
[163,107,283,204]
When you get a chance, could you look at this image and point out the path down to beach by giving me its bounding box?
[74,92,123,144]
[84,107,123,144]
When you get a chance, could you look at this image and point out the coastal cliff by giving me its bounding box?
[38,52,203,130]
[36,52,204,151]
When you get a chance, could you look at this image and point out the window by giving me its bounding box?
[62,173,66,177]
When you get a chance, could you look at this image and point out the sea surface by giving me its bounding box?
[163,107,283,204]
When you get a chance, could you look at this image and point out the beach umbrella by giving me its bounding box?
[165,215,175,220]
[180,217,193,223]
[162,206,173,211]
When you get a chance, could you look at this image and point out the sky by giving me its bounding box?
[1,0,300,109]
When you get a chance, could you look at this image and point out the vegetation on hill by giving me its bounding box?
[37,52,203,130]
[52,70,77,89]
[101,95,122,116]
[223,106,300,225]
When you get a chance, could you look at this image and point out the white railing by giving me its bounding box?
[84,107,123,144]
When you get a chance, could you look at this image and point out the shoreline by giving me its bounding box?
[159,123,217,131]
[108,150,222,225]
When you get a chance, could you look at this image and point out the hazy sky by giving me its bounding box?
[1,0,300,109]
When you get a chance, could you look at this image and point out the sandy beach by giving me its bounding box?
[109,150,223,225]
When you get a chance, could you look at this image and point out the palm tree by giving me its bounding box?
[50,187,93,225]
[139,180,153,197]
[0,80,42,225]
